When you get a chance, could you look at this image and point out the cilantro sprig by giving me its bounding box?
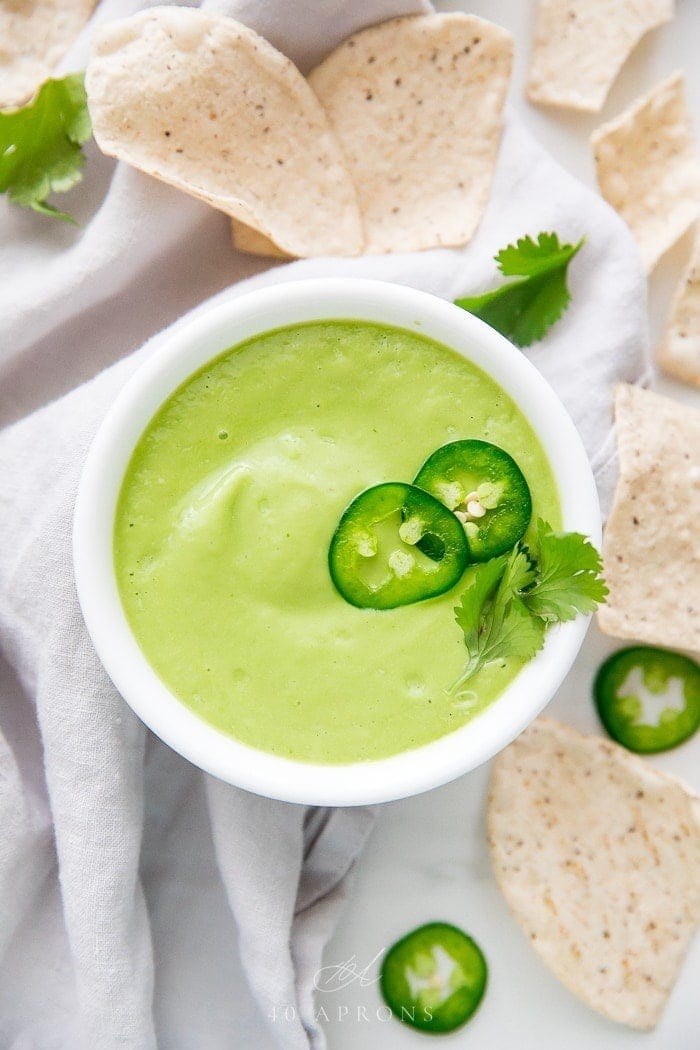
[0,73,92,222]
[453,548,545,688]
[455,232,584,347]
[451,521,606,692]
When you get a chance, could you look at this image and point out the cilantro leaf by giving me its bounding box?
[454,232,584,347]
[0,73,92,223]
[523,520,609,622]
[498,543,537,596]
[453,555,507,650]
[484,597,546,667]
[452,553,545,691]
[495,232,582,277]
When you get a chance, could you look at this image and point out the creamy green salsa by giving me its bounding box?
[115,321,561,763]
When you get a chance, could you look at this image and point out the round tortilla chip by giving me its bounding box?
[488,718,700,1030]
[0,0,97,109]
[527,0,674,114]
[308,13,513,254]
[86,8,363,259]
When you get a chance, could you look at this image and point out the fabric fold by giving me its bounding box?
[206,783,309,1049]
[0,392,155,1049]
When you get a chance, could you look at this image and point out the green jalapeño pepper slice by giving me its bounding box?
[413,440,532,561]
[380,922,488,1034]
[328,483,469,609]
[594,647,700,754]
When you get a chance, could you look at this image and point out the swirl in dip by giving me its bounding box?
[114,320,560,763]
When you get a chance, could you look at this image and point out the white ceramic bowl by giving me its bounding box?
[73,278,600,807]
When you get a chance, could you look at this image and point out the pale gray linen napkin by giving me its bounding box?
[0,2,648,1048]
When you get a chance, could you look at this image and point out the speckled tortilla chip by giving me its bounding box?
[0,0,97,109]
[658,228,700,387]
[591,72,700,272]
[308,13,513,254]
[488,718,700,1030]
[527,0,674,113]
[598,384,700,652]
[86,8,362,259]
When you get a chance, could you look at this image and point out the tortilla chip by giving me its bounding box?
[488,718,700,1030]
[0,0,97,109]
[308,13,513,254]
[230,221,291,259]
[598,384,700,652]
[657,227,700,387]
[591,72,700,272]
[86,8,363,259]
[527,0,674,113]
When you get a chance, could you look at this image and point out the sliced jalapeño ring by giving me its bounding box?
[594,646,700,754]
[414,439,532,561]
[380,921,488,1034]
[328,482,469,610]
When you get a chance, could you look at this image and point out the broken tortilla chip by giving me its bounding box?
[308,13,513,254]
[0,0,97,109]
[527,0,674,113]
[591,72,700,272]
[86,8,363,258]
[488,717,700,1030]
[658,227,700,388]
[598,384,700,653]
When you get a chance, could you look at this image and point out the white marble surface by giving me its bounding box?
[322,2,700,1046]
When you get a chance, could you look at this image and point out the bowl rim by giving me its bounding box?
[73,277,601,806]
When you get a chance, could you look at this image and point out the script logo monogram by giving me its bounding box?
[313,950,384,992]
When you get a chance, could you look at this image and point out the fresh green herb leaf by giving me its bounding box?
[495,232,582,277]
[485,597,546,667]
[454,232,584,347]
[522,519,609,622]
[499,543,537,596]
[453,556,507,649]
[451,521,606,688]
[0,73,92,222]
[452,551,545,691]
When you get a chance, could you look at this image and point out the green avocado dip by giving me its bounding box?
[114,320,561,764]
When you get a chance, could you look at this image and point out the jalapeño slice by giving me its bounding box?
[414,440,532,561]
[594,646,700,754]
[328,483,469,609]
[380,922,487,1034]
